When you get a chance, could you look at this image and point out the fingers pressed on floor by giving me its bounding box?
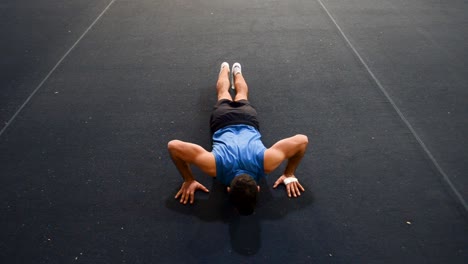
[299,183,305,191]
[294,184,300,195]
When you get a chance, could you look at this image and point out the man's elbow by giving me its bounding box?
[168,140,182,155]
[295,134,309,150]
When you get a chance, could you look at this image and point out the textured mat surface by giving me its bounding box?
[1,0,466,263]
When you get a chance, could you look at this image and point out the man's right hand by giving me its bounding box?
[175,180,209,204]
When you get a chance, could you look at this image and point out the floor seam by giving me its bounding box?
[0,0,117,137]
[316,0,468,213]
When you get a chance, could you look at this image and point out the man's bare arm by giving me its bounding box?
[264,134,308,197]
[264,134,308,174]
[167,140,216,204]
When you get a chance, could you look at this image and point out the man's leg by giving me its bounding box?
[217,62,232,101]
[232,63,248,101]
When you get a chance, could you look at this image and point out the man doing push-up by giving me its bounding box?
[168,62,308,215]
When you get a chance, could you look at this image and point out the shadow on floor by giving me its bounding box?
[165,177,314,255]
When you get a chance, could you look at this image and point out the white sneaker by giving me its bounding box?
[232,62,242,76]
[219,62,229,74]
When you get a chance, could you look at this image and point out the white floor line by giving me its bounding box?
[0,0,116,137]
[316,0,468,212]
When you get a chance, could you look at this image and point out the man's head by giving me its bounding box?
[227,174,260,215]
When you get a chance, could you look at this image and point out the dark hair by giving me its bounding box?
[230,174,258,215]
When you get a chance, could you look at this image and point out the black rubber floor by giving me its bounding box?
[1,0,467,263]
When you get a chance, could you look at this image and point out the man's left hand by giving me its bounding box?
[273,175,305,198]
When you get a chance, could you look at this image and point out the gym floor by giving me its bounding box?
[1,0,467,262]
